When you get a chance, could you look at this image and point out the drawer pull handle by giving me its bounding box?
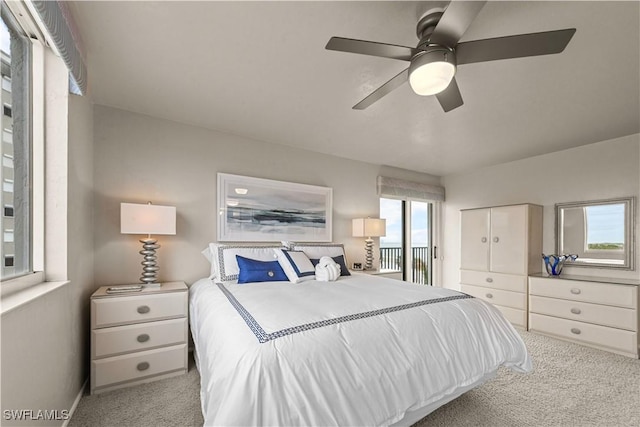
[485,277,493,283]
[136,362,150,371]
[137,334,150,343]
[493,237,499,243]
[570,328,581,335]
[570,308,581,315]
[486,293,493,299]
[137,305,151,314]
[481,237,487,243]
[570,288,581,295]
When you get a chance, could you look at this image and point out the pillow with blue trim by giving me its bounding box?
[310,255,351,277]
[274,249,316,283]
[236,255,288,284]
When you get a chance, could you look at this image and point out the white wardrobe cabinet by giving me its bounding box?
[460,204,543,329]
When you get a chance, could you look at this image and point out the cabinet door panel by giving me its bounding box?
[490,205,527,274]
[460,209,490,271]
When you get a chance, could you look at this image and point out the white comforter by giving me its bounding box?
[189,274,531,426]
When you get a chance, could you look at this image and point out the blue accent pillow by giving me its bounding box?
[236,255,288,284]
[310,255,351,276]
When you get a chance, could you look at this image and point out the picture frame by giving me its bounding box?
[217,173,333,242]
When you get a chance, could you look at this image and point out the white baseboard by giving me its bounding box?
[62,378,87,427]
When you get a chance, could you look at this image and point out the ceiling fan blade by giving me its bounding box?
[429,1,487,47]
[326,37,418,61]
[456,29,576,65]
[436,77,464,112]
[353,68,409,110]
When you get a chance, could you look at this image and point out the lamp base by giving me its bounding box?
[139,238,160,285]
[364,237,374,270]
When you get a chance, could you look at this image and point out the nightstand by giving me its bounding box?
[358,270,403,281]
[90,281,188,394]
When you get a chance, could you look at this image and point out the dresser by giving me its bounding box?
[90,282,189,394]
[459,204,543,329]
[529,275,639,358]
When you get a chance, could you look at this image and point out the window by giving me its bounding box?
[380,198,434,285]
[585,204,625,252]
[1,5,32,281]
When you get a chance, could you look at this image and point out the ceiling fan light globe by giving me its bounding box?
[408,49,456,96]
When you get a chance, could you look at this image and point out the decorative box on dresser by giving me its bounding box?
[90,281,189,394]
[459,204,543,329]
[529,274,639,358]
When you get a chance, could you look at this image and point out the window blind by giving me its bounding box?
[377,176,445,201]
[30,0,87,95]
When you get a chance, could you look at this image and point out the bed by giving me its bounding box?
[190,244,532,426]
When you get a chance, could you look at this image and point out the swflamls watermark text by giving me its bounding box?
[3,409,70,421]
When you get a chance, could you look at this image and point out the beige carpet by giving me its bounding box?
[70,331,640,426]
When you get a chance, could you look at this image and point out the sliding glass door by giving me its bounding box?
[410,201,432,285]
[380,198,434,285]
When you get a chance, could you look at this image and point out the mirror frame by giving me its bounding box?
[555,197,635,270]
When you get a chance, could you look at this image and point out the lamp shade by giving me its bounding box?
[121,203,176,235]
[352,218,386,238]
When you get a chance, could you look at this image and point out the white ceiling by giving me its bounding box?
[71,1,640,176]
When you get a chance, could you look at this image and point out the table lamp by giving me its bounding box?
[121,202,176,287]
[352,218,386,270]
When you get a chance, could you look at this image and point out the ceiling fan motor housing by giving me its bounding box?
[408,47,457,96]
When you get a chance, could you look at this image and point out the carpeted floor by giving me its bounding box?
[69,331,640,427]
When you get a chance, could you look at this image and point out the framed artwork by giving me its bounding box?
[217,173,333,242]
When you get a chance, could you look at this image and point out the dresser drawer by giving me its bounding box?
[493,304,527,328]
[529,277,637,308]
[529,313,637,356]
[461,284,527,310]
[530,295,637,331]
[461,270,527,293]
[92,318,188,359]
[92,291,187,328]
[92,344,187,389]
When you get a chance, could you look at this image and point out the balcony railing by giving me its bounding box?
[380,246,430,285]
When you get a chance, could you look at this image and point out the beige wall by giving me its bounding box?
[0,54,94,425]
[441,133,640,289]
[92,105,440,286]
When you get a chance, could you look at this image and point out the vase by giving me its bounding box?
[542,254,578,276]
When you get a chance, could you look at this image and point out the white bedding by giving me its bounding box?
[189,273,532,426]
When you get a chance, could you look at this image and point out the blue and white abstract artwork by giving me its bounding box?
[217,173,333,242]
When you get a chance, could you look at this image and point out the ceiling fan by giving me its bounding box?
[325,1,575,112]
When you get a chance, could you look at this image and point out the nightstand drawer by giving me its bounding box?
[92,344,187,389]
[92,318,188,358]
[460,270,527,293]
[529,313,637,356]
[92,292,187,328]
[529,277,637,308]
[461,284,527,310]
[530,295,637,331]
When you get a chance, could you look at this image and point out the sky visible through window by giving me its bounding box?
[586,204,624,245]
[379,199,429,248]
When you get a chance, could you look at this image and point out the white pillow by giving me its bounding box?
[274,249,316,283]
[205,243,282,284]
[291,243,347,260]
[201,246,216,279]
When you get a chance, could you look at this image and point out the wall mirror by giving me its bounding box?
[556,197,635,270]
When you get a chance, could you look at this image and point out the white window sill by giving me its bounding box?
[1,274,69,315]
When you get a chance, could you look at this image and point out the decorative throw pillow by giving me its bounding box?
[293,244,351,276]
[236,255,288,284]
[274,249,316,283]
[204,243,282,284]
[310,255,351,277]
